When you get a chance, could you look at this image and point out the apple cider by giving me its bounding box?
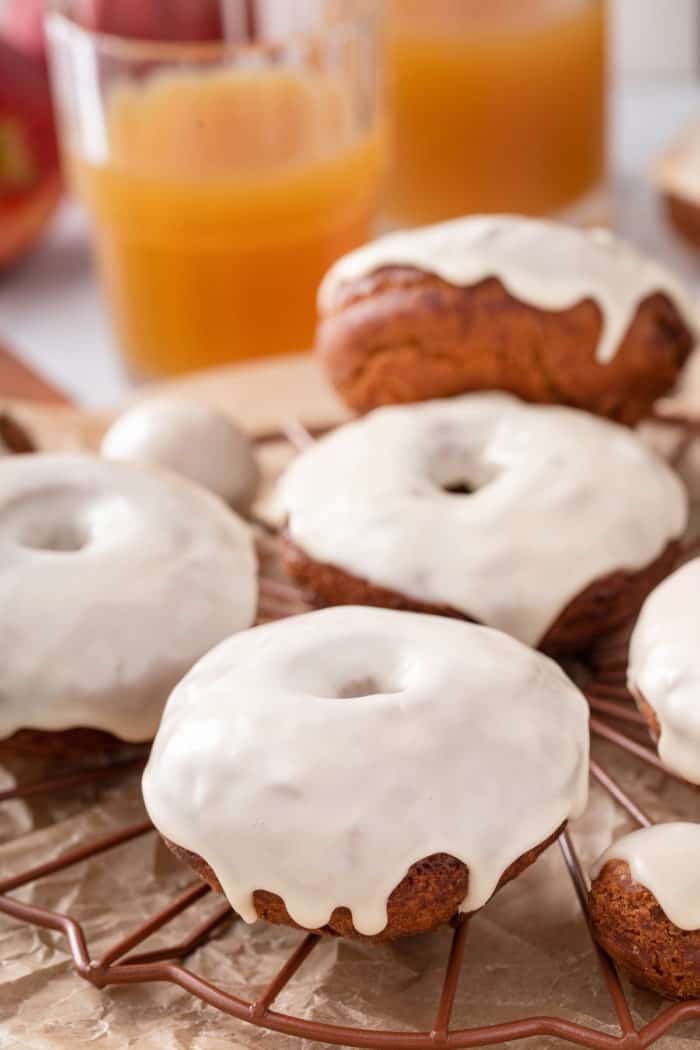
[48,6,383,377]
[70,69,382,376]
[385,0,606,225]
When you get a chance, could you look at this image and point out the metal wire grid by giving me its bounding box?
[1,416,700,1050]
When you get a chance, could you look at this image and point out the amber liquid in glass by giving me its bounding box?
[73,68,383,376]
[386,0,606,225]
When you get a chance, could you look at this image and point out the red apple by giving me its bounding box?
[3,0,46,57]
[0,38,61,270]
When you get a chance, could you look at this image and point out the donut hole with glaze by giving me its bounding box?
[425,421,499,499]
[283,635,412,701]
[6,486,131,554]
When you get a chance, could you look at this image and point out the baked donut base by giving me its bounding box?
[282,537,681,658]
[589,858,700,1000]
[316,271,694,425]
[163,823,565,943]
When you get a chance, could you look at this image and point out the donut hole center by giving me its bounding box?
[335,674,400,699]
[3,486,116,554]
[427,434,486,497]
[290,637,409,700]
[441,480,474,496]
[21,521,89,553]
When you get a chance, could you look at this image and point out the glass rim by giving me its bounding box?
[45,2,379,62]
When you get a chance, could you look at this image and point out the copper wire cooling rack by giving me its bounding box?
[2,416,700,1050]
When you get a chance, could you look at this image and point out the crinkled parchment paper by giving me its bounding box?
[1,354,700,1050]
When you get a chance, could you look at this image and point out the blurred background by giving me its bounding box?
[2,0,700,405]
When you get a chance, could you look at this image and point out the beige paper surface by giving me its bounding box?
[1,352,699,1050]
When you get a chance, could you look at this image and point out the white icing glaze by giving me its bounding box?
[318,215,698,364]
[591,823,700,931]
[277,394,687,647]
[101,398,259,511]
[0,453,257,741]
[143,605,590,936]
[628,558,700,785]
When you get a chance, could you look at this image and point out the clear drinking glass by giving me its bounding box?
[46,1,384,378]
[385,0,607,226]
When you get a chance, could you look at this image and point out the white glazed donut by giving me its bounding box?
[0,453,257,743]
[101,397,259,511]
[591,824,700,932]
[277,393,687,648]
[628,558,700,784]
[143,605,590,938]
[319,215,698,366]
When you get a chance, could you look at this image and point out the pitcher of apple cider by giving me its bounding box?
[46,2,384,377]
[385,0,606,226]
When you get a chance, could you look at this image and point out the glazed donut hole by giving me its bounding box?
[430,459,479,498]
[424,429,496,499]
[20,519,88,553]
[6,486,127,554]
[284,637,412,700]
[334,675,397,699]
[101,397,260,512]
[8,489,92,553]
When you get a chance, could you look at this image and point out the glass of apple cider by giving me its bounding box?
[46,2,384,377]
[385,0,607,226]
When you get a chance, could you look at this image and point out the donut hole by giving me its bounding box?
[427,439,488,497]
[441,480,474,496]
[335,674,399,699]
[4,487,105,554]
[21,522,89,552]
[288,637,409,700]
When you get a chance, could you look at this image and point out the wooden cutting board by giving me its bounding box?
[0,344,350,450]
[0,343,71,404]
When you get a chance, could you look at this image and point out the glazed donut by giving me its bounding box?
[589,824,700,1000]
[143,606,590,941]
[0,453,257,748]
[277,394,686,655]
[316,215,696,424]
[628,558,700,784]
[101,397,259,512]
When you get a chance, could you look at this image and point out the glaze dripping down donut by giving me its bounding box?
[316,215,695,421]
[319,215,697,366]
[591,824,700,932]
[589,823,700,999]
[276,393,686,649]
[143,606,590,939]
